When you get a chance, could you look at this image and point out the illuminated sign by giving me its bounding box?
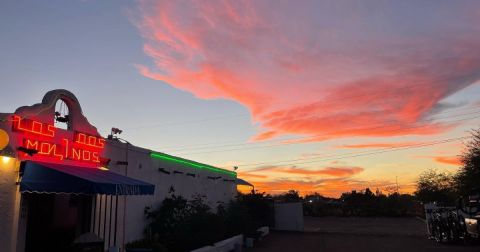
[13,115,55,137]
[12,115,108,166]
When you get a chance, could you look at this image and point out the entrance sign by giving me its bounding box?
[12,115,55,137]
[12,115,107,166]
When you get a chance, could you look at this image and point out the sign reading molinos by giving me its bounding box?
[12,115,108,166]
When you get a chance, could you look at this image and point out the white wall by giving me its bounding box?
[103,140,237,247]
[274,202,304,231]
[0,158,22,252]
[0,140,237,252]
[0,90,237,251]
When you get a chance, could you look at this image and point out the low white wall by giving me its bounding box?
[257,226,269,237]
[274,202,304,231]
[191,234,243,252]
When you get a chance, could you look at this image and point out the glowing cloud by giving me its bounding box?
[236,165,367,196]
[337,142,418,149]
[132,1,480,141]
[433,156,462,166]
[416,155,463,166]
[253,166,365,177]
[282,167,364,177]
[251,177,402,197]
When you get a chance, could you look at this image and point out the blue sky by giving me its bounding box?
[0,0,252,150]
[1,0,479,196]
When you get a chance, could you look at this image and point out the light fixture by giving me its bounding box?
[111,127,123,135]
[108,127,123,139]
[99,167,109,171]
[2,156,11,164]
[54,112,70,123]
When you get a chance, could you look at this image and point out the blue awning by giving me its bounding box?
[20,161,155,195]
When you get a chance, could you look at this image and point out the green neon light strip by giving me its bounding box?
[150,152,237,177]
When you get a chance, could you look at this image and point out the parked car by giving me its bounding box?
[463,196,480,239]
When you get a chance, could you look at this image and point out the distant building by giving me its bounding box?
[0,89,247,252]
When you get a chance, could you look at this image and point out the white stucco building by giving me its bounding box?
[0,90,247,252]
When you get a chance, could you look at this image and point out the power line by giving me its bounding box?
[119,82,431,131]
[227,138,454,168]
[158,105,480,152]
[254,81,475,121]
[173,113,480,156]
[118,82,477,137]
[231,136,468,169]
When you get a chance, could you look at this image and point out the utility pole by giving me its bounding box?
[396,176,399,194]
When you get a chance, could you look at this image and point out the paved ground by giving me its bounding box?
[247,217,480,252]
[304,216,426,236]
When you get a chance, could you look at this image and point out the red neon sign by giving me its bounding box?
[12,115,107,166]
[12,115,55,137]
[75,132,105,148]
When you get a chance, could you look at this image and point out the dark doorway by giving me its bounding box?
[24,194,92,252]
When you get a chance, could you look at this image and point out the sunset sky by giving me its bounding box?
[1,0,480,197]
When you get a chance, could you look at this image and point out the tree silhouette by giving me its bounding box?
[415,169,456,204]
[455,129,480,196]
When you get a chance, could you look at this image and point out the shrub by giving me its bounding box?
[144,192,274,252]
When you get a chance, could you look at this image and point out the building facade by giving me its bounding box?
[0,89,240,252]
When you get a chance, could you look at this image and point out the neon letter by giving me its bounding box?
[82,150,91,161]
[25,139,39,150]
[72,148,81,160]
[92,152,100,163]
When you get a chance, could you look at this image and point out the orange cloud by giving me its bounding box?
[276,167,364,177]
[250,177,400,197]
[434,156,462,166]
[237,163,415,197]
[237,166,366,197]
[416,155,463,166]
[132,1,480,142]
[337,142,418,149]
[252,179,321,195]
[246,165,364,177]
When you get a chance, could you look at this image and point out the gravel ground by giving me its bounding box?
[247,217,480,252]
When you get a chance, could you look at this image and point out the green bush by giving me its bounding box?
[143,192,273,252]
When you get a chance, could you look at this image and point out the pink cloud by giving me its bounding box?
[416,155,463,166]
[276,166,364,177]
[132,1,480,141]
[337,142,418,149]
[434,156,462,166]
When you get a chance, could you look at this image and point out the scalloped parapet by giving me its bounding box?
[13,89,101,136]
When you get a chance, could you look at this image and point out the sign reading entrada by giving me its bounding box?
[12,115,107,166]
